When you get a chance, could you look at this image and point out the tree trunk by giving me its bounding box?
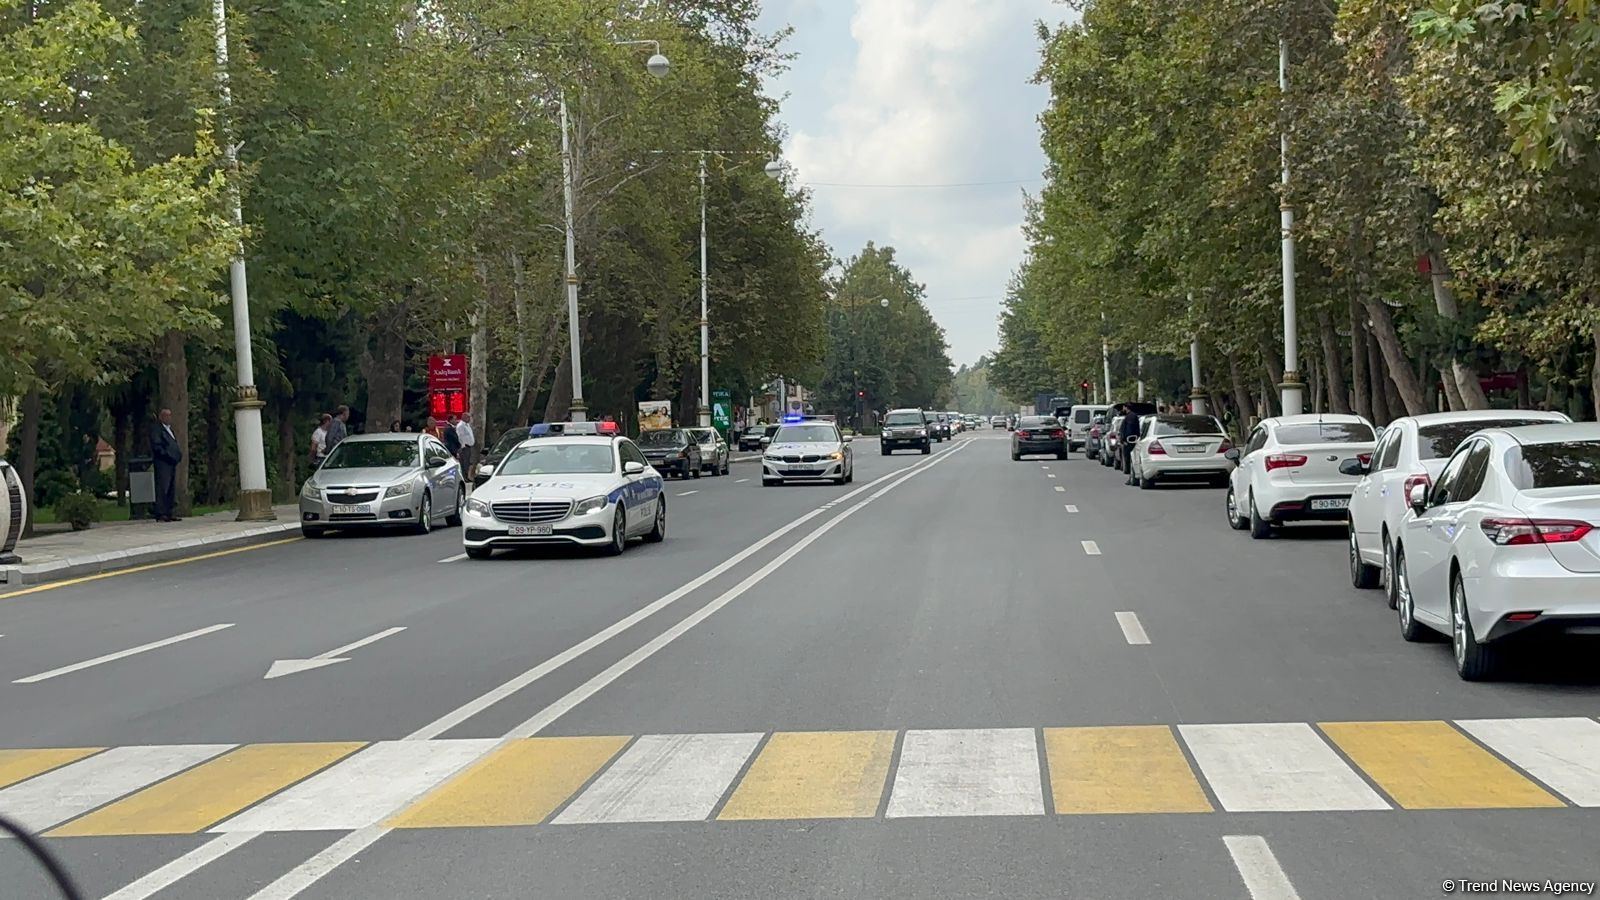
[1517,367,1533,409]
[1310,354,1324,413]
[1359,299,1428,416]
[1424,243,1491,410]
[360,307,407,430]
[17,386,41,536]
[511,251,529,408]
[274,391,297,503]
[1439,366,1463,412]
[515,313,564,427]
[1366,336,1390,425]
[679,362,700,427]
[1316,309,1351,414]
[543,350,572,424]
[1228,353,1253,432]
[204,373,227,504]
[1591,324,1600,420]
[469,260,491,449]
[157,329,191,515]
[1349,300,1371,421]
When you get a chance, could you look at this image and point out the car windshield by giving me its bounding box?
[637,429,685,447]
[1418,419,1558,461]
[1153,416,1224,437]
[497,443,615,475]
[1507,441,1600,489]
[1018,417,1057,428]
[489,429,531,457]
[688,428,718,444]
[321,440,417,469]
[774,424,838,443]
[1274,422,1375,445]
[884,412,923,426]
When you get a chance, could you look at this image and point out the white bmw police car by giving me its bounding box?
[462,434,665,558]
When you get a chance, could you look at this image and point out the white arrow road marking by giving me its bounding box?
[1081,540,1101,555]
[263,627,406,680]
[1115,611,1150,645]
[14,624,235,684]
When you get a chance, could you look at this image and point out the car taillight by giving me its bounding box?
[1357,452,1372,465]
[1402,473,1432,498]
[1264,454,1307,471]
[1147,440,1166,455]
[1479,518,1594,546]
[1217,440,1232,454]
[1017,430,1030,439]
[1052,430,1065,439]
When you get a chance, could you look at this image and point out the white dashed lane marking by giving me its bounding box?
[1115,611,1150,645]
[1081,540,1100,555]
[1064,505,1078,513]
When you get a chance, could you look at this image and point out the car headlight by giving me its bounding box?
[916,429,927,437]
[573,495,608,516]
[300,481,319,499]
[827,451,844,460]
[764,454,780,462]
[384,481,414,498]
[466,497,491,516]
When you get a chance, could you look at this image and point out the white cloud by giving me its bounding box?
[766,0,1068,365]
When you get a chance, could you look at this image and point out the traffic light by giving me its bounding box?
[857,390,865,398]
[1079,380,1090,391]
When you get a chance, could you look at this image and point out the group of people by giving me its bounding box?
[307,408,476,473]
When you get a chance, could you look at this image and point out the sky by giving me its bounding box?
[754,0,1073,368]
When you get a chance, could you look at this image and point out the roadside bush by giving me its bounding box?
[53,491,102,531]
[33,469,79,508]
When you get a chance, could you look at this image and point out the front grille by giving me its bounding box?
[779,454,823,463]
[782,468,823,477]
[492,500,572,524]
[325,489,380,503]
[329,513,379,522]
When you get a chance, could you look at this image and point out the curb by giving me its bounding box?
[0,522,301,587]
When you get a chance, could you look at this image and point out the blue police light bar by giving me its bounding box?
[782,414,804,423]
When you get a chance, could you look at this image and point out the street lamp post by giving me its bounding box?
[559,41,670,423]
[210,0,273,521]
[1278,37,1304,416]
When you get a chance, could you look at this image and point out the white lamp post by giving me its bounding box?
[1278,37,1304,416]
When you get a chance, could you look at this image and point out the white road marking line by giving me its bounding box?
[1081,540,1101,555]
[0,744,232,831]
[886,728,1045,818]
[554,733,762,823]
[1225,835,1303,900]
[138,448,969,900]
[214,740,495,832]
[1115,611,1150,645]
[734,478,749,483]
[1457,717,1600,806]
[678,490,699,496]
[13,623,235,684]
[1064,504,1078,513]
[103,831,263,900]
[1047,473,1056,478]
[1179,723,1390,812]
[436,553,467,563]
[263,626,408,679]
[1053,485,1065,492]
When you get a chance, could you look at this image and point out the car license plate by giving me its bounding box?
[1310,498,1349,511]
[1176,443,1202,453]
[330,504,368,514]
[509,523,554,536]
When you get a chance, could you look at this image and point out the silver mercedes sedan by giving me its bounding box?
[299,432,464,537]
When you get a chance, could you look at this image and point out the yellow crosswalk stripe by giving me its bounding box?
[0,748,102,789]
[719,731,896,820]
[48,742,364,836]
[1320,721,1563,810]
[1044,726,1213,814]
[389,736,630,828]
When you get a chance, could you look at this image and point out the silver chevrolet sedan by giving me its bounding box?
[299,433,464,537]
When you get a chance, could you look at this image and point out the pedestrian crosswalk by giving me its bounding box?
[3,717,1599,837]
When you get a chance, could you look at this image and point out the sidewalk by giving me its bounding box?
[1,504,301,587]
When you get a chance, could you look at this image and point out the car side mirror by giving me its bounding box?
[1223,448,1241,463]
[477,464,494,478]
[760,437,771,446]
[623,461,646,475]
[1338,458,1367,477]
[428,456,448,469]
[1407,483,1428,513]
[842,435,853,443]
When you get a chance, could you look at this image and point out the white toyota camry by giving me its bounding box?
[462,435,666,558]
[1344,409,1570,603]
[1392,422,1600,680]
[1225,414,1377,538]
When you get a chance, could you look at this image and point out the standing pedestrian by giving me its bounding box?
[389,419,405,433]
[1118,403,1142,486]
[454,413,476,474]
[150,408,183,522]
[309,413,332,468]
[443,412,463,461]
[326,404,350,453]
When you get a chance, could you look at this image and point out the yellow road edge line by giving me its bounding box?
[0,537,302,600]
[0,747,105,789]
[1320,720,1564,810]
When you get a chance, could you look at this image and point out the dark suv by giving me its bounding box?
[880,409,932,455]
[925,411,951,442]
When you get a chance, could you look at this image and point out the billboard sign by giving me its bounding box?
[428,354,468,392]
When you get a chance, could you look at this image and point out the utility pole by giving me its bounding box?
[1278,37,1304,416]
[558,93,587,422]
[696,154,711,427]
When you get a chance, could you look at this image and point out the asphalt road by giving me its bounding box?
[1,429,1597,900]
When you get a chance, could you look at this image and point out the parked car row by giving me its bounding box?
[1077,404,1597,681]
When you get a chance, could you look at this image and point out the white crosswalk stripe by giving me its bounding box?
[554,733,762,824]
[1179,723,1389,812]
[887,728,1044,818]
[1456,717,1600,807]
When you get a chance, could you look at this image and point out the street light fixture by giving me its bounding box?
[646,53,670,78]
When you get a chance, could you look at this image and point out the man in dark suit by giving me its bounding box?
[151,408,183,522]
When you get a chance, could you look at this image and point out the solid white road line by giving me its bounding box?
[1064,504,1079,513]
[678,490,699,496]
[132,446,968,900]
[1081,540,1101,555]
[1457,717,1600,806]
[734,478,749,483]
[1115,611,1150,645]
[103,831,264,900]
[1179,723,1390,812]
[886,728,1045,818]
[0,744,232,831]
[554,733,762,824]
[436,553,467,563]
[1224,835,1303,900]
[13,623,235,684]
[214,740,495,832]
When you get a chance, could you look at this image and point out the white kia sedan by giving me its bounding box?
[1225,414,1377,538]
[1129,413,1233,488]
[1344,409,1570,602]
[1392,422,1600,680]
[462,435,665,558]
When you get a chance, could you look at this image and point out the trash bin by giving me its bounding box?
[0,458,23,564]
[127,455,155,520]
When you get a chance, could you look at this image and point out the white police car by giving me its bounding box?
[761,417,854,485]
[462,435,665,558]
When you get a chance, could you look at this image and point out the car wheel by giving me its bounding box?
[1349,525,1380,589]
[691,463,701,479]
[1396,546,1428,643]
[445,488,463,527]
[845,465,854,484]
[833,471,847,485]
[1139,469,1156,489]
[645,496,666,543]
[921,443,930,455]
[1452,570,1499,681]
[413,492,432,535]
[465,545,492,560]
[762,477,779,487]
[881,446,890,456]
[1376,531,1401,608]
[1225,487,1247,530]
[1057,451,1069,460]
[1248,492,1272,539]
[301,525,326,539]
[721,460,730,476]
[1011,450,1021,461]
[604,507,627,556]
